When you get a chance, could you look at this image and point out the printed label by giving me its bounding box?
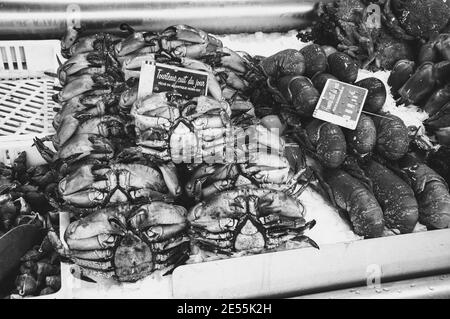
[313,79,368,130]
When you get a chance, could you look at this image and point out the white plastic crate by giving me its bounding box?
[0,40,61,139]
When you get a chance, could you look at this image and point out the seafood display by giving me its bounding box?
[1,1,450,297]
[298,0,450,70]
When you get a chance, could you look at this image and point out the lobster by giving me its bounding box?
[399,154,450,229]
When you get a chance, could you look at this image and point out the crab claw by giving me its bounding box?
[128,202,187,242]
[185,164,238,200]
[56,74,111,102]
[61,26,83,58]
[57,134,115,161]
[64,209,127,250]
[161,24,209,44]
[33,137,56,163]
[115,27,160,57]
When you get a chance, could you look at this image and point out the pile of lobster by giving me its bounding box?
[33,24,318,283]
[257,43,450,238]
[388,33,450,146]
[299,0,450,71]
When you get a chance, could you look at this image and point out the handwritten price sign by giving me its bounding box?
[138,61,209,99]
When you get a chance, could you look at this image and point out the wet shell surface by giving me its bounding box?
[364,160,419,234]
[260,49,306,78]
[311,73,338,93]
[324,169,385,238]
[355,77,387,113]
[387,60,416,96]
[278,75,320,117]
[373,113,409,161]
[327,52,359,84]
[345,113,377,156]
[300,44,328,77]
[306,119,347,168]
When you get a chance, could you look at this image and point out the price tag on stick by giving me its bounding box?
[313,79,368,130]
[137,61,209,99]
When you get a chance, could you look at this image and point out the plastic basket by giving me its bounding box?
[0,40,61,139]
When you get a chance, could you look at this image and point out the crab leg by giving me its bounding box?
[69,249,114,260]
[134,114,171,131]
[192,114,228,130]
[57,75,108,102]
[71,258,114,271]
[133,146,171,161]
[61,188,107,208]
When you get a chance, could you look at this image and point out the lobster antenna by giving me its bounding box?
[362,111,394,120]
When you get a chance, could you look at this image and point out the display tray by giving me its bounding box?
[51,210,450,299]
[1,38,449,299]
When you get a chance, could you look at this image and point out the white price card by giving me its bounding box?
[313,79,368,130]
[137,60,209,99]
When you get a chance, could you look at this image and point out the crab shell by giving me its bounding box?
[58,163,171,208]
[188,187,309,252]
[64,208,128,250]
[115,203,189,282]
[63,202,189,282]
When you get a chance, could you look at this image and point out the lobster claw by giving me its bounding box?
[435,33,450,61]
[398,62,436,105]
[387,59,415,98]
[260,49,306,79]
[425,101,450,131]
[423,84,450,116]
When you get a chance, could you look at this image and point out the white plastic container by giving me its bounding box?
[0,40,59,157]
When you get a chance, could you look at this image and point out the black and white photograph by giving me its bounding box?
[0,0,449,303]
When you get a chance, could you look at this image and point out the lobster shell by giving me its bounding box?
[363,160,418,234]
[278,75,319,117]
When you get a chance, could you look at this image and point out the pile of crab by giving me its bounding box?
[35,24,319,283]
